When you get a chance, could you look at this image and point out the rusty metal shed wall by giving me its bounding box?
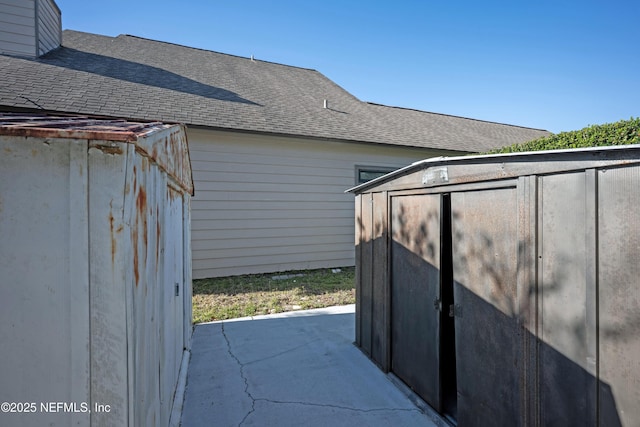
[0,113,193,195]
[0,114,193,427]
[351,145,640,426]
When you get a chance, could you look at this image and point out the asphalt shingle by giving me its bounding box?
[0,30,550,152]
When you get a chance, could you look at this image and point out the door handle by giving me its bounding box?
[449,304,462,318]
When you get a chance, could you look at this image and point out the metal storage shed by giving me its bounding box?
[348,145,640,427]
[0,114,193,427]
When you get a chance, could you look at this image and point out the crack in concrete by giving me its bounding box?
[243,339,321,366]
[221,322,256,427]
[254,398,424,414]
[220,322,423,426]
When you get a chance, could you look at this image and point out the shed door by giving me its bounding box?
[160,187,185,415]
[451,188,521,426]
[390,194,441,410]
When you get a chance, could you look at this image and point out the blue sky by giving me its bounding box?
[57,0,639,133]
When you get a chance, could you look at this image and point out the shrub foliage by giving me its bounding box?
[487,117,640,154]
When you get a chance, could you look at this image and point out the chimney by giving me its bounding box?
[0,0,62,58]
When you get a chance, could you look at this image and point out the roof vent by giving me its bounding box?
[250,55,255,61]
[323,99,328,109]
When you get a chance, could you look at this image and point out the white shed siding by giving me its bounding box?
[0,136,91,427]
[0,117,192,427]
[0,0,36,57]
[189,128,455,278]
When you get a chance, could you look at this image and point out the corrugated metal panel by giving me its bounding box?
[537,171,596,426]
[89,139,130,426]
[0,136,90,426]
[371,191,389,368]
[160,186,185,424]
[516,175,539,427]
[390,194,441,409]
[354,194,363,349]
[359,193,374,355]
[129,152,161,426]
[182,196,193,352]
[597,165,640,427]
[451,187,521,427]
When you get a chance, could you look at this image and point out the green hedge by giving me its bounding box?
[487,117,640,154]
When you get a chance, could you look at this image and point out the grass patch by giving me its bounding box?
[192,267,355,323]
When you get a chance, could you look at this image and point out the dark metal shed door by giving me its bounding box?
[390,194,441,410]
[451,188,521,427]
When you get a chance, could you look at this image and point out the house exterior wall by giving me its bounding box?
[0,0,60,57]
[0,0,36,57]
[188,128,458,279]
[35,0,60,56]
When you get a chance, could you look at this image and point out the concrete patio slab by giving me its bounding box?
[180,305,447,426]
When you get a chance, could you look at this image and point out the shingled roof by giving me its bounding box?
[0,30,550,152]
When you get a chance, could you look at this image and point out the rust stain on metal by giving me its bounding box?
[131,166,138,283]
[133,184,148,289]
[94,144,123,156]
[133,166,137,191]
[0,126,139,141]
[1,113,194,191]
[135,126,194,195]
[0,113,168,142]
[152,142,159,164]
[131,166,143,287]
[136,186,147,215]
[168,185,182,202]
[109,210,116,265]
[135,145,147,158]
[155,206,161,266]
[137,188,148,252]
[109,203,124,266]
[133,226,139,287]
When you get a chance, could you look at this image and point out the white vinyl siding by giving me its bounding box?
[0,0,36,57]
[0,0,60,57]
[36,0,61,56]
[188,128,457,278]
